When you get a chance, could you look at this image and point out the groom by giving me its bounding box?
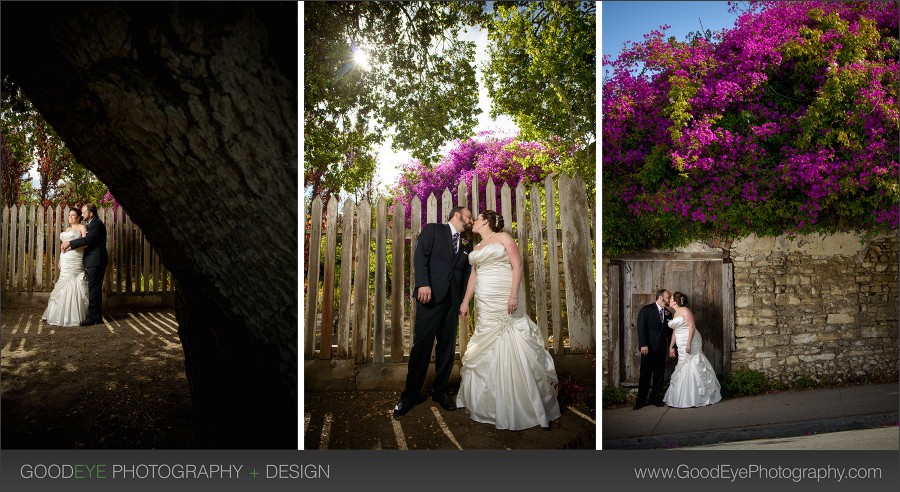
[634,289,672,409]
[61,203,108,326]
[393,206,473,417]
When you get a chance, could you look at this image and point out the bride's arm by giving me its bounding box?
[668,322,677,358]
[459,269,476,318]
[683,308,696,353]
[74,225,89,250]
[503,234,522,313]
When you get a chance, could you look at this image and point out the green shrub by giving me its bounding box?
[792,375,816,390]
[602,386,631,408]
[722,368,769,397]
[769,379,789,391]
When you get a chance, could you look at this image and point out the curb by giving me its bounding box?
[603,412,899,449]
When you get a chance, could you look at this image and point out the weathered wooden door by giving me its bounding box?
[613,258,730,386]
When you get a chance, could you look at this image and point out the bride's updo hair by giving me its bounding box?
[69,208,83,222]
[672,292,688,307]
[481,210,504,233]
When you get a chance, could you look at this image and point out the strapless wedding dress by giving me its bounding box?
[455,242,561,430]
[663,317,722,408]
[41,229,89,326]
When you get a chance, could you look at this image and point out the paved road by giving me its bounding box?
[681,426,899,450]
[604,383,898,449]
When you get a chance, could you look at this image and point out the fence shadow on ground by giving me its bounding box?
[0,306,192,449]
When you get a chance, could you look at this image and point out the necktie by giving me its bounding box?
[659,307,664,324]
[452,232,460,254]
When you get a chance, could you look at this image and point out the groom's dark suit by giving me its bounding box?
[68,216,108,325]
[635,300,672,407]
[401,222,471,404]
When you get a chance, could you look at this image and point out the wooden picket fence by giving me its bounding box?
[304,172,596,365]
[1,204,173,296]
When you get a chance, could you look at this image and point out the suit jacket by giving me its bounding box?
[637,301,672,354]
[413,223,471,304]
[68,217,108,268]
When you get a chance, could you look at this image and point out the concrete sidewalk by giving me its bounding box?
[603,383,899,449]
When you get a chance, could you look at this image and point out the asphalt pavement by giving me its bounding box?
[682,427,899,450]
[603,383,899,449]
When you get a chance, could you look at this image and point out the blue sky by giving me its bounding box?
[602,1,741,77]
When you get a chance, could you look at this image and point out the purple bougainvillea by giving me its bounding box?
[603,1,898,254]
[392,130,570,226]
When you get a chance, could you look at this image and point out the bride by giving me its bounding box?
[42,208,90,326]
[456,210,561,430]
[663,291,722,408]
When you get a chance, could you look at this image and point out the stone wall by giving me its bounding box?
[603,233,899,386]
[730,233,898,383]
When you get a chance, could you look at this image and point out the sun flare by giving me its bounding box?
[353,48,370,70]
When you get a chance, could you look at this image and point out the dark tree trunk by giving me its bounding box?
[2,2,298,448]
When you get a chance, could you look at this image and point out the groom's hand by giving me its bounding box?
[640,346,649,356]
[417,286,432,304]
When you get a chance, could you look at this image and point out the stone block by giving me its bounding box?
[861,326,890,338]
[817,331,842,342]
[736,295,755,308]
[764,335,789,347]
[827,313,855,324]
[775,293,801,305]
[791,333,818,345]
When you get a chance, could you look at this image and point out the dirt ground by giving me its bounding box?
[1,306,193,449]
[304,391,596,450]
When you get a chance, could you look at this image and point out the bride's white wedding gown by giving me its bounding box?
[663,317,722,408]
[41,229,89,327]
[456,242,561,430]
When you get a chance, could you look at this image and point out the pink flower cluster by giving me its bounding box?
[604,1,898,238]
[392,131,565,227]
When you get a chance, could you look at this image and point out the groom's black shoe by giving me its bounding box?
[393,394,426,418]
[653,401,666,407]
[432,392,457,412]
[79,319,97,327]
[632,402,646,410]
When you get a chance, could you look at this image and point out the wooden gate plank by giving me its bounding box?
[391,203,405,363]
[515,182,534,321]
[609,262,621,386]
[35,206,44,291]
[320,197,339,360]
[373,198,387,363]
[529,183,549,345]
[456,190,470,358]
[304,197,323,359]
[558,174,595,353]
[1,207,9,289]
[353,199,372,363]
[337,199,355,359]
[408,197,421,357]
[545,175,562,354]
[722,260,735,375]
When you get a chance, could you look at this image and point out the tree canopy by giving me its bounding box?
[603,1,898,256]
[1,76,107,208]
[304,1,482,200]
[483,1,596,148]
